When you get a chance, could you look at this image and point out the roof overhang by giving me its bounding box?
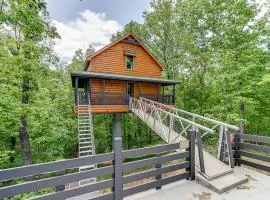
[71,71,179,87]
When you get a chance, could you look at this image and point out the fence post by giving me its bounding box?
[114,137,123,200]
[225,132,234,168]
[187,130,195,181]
[155,153,161,190]
[234,132,241,166]
[196,132,205,174]
[55,170,65,192]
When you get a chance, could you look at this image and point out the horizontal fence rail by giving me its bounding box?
[0,133,195,200]
[233,133,270,173]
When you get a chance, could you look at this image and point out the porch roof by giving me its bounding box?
[71,71,179,87]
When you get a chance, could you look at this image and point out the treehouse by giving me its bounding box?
[71,32,179,113]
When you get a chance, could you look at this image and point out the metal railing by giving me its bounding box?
[0,134,196,200]
[138,97,239,160]
[130,97,214,144]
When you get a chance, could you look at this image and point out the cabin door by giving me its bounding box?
[126,82,134,97]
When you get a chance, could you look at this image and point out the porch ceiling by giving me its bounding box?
[71,71,179,87]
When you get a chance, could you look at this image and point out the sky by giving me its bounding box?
[46,0,151,61]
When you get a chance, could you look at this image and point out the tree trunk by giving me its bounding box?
[19,115,32,165]
[19,78,32,165]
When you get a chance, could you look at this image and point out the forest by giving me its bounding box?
[0,0,269,172]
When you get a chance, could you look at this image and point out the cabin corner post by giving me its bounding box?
[75,77,78,105]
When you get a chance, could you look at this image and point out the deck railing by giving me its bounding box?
[232,133,270,172]
[0,132,196,200]
[77,92,175,105]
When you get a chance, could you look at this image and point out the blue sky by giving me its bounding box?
[46,0,151,61]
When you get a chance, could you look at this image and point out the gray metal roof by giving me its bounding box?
[71,71,179,87]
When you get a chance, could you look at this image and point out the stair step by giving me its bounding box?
[79,133,91,135]
[79,140,91,142]
[80,150,93,154]
[80,146,92,150]
[195,169,248,194]
[79,136,91,139]
[80,141,91,144]
[79,130,90,132]
[79,154,93,157]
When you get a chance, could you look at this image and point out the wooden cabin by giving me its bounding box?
[71,32,179,113]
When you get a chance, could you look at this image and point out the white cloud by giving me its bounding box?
[53,10,122,62]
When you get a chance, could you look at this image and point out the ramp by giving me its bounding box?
[129,97,237,180]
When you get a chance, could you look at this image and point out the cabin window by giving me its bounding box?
[126,55,134,70]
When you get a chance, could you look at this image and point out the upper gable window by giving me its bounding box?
[126,55,134,70]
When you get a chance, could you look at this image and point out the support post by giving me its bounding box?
[114,137,123,200]
[234,132,241,166]
[138,82,142,98]
[186,130,195,181]
[157,84,160,102]
[112,113,123,199]
[225,131,234,168]
[55,170,65,192]
[102,80,106,104]
[75,77,78,105]
[196,132,205,174]
[217,126,224,160]
[155,153,161,190]
[189,131,196,180]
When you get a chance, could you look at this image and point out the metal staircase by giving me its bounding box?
[129,97,239,180]
[77,104,96,185]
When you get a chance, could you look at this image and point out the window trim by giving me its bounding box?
[126,55,135,70]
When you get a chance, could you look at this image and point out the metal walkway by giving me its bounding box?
[129,97,239,180]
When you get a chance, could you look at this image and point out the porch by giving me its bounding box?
[77,92,175,105]
[71,71,179,113]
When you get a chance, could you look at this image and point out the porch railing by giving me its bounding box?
[77,92,175,105]
[0,132,196,200]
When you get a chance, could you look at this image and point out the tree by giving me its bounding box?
[0,0,59,165]
[110,20,147,42]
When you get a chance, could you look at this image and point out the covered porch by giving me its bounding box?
[71,72,179,113]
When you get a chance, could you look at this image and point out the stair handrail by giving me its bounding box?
[139,97,239,131]
[130,97,214,134]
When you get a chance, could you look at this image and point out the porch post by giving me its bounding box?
[157,84,160,102]
[88,79,91,104]
[138,82,142,98]
[75,77,78,105]
[102,80,106,104]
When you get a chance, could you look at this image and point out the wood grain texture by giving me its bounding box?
[89,79,159,97]
[87,42,162,78]
[75,105,129,113]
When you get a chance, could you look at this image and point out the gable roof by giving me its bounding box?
[85,32,164,71]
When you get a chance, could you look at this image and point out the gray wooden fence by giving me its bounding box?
[0,131,196,200]
[233,133,270,172]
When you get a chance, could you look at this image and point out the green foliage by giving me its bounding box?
[0,0,269,173]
